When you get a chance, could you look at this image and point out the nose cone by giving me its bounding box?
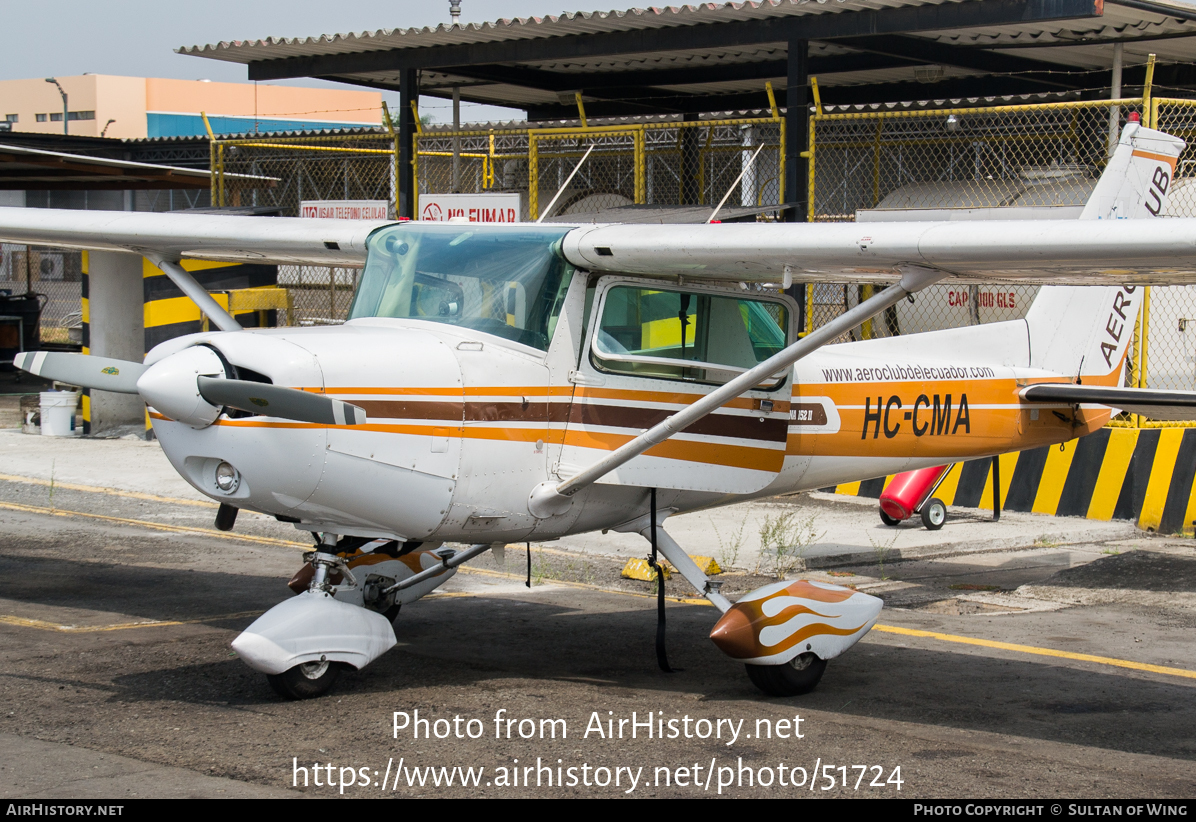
[709,606,757,659]
[136,345,226,428]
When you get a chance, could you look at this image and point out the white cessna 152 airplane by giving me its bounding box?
[7,122,1196,700]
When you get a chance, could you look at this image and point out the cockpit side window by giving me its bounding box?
[591,284,790,389]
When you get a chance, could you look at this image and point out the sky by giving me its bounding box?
[0,1,574,124]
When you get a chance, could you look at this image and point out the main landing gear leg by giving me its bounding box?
[614,509,732,613]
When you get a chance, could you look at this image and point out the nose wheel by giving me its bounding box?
[267,658,343,700]
[745,652,827,697]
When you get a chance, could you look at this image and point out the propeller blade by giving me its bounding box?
[196,377,367,426]
[14,352,144,394]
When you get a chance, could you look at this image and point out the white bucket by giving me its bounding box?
[39,391,79,437]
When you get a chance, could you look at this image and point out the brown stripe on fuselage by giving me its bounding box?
[354,399,463,421]
[569,402,788,443]
[575,385,790,414]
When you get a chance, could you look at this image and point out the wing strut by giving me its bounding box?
[146,254,241,333]
[527,265,948,519]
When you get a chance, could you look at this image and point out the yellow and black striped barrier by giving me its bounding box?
[831,426,1196,534]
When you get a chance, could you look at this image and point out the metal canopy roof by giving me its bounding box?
[0,143,272,191]
[180,0,1196,116]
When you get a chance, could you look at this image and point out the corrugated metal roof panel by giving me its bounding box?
[178,0,957,64]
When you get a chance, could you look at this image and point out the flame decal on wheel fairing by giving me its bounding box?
[709,580,883,664]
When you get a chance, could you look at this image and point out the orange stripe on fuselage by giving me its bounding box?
[788,375,1110,458]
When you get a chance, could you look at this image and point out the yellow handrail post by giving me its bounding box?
[1141,285,1152,392]
[487,130,496,189]
[1144,54,1157,128]
[574,92,588,129]
[810,76,823,117]
[201,112,225,208]
[634,128,646,204]
[806,115,816,222]
[528,134,539,220]
[805,283,814,337]
[765,81,780,120]
[779,119,786,205]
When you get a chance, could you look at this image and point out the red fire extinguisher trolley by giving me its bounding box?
[878,464,957,531]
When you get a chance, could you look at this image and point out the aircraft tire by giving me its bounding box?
[921,498,947,531]
[744,653,827,697]
[267,659,342,700]
[879,509,901,526]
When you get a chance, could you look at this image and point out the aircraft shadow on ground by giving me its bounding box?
[97,589,1196,761]
[3,552,1192,761]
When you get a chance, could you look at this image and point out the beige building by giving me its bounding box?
[0,75,382,140]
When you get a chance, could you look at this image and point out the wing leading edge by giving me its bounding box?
[0,208,385,267]
[560,218,1196,286]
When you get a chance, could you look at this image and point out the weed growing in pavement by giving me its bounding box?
[711,514,749,571]
[531,550,550,586]
[869,531,899,580]
[757,511,823,580]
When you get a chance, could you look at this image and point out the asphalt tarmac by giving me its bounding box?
[0,433,1193,799]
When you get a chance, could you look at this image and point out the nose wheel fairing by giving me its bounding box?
[232,590,397,676]
[709,579,882,666]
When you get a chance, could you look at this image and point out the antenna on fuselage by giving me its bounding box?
[536,144,596,224]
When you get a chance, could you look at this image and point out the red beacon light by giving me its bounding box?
[1129,111,1141,123]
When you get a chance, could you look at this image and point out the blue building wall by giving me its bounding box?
[147,113,373,138]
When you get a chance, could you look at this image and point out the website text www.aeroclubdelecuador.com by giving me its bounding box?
[290,710,903,795]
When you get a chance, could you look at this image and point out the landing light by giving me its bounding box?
[215,462,241,494]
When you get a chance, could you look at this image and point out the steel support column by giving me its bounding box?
[399,69,420,219]
[784,38,808,223]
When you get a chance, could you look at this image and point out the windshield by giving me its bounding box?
[349,223,574,351]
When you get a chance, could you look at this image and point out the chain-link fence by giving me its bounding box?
[213,131,398,217]
[210,130,398,325]
[805,96,1196,424]
[0,244,82,344]
[415,117,784,221]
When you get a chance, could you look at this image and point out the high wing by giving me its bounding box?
[560,218,1196,286]
[0,207,384,267]
[5,208,1196,285]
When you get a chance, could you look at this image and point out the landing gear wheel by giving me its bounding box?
[745,652,827,697]
[920,498,947,531]
[266,658,342,700]
[879,509,901,526]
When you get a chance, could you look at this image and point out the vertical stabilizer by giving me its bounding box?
[1025,122,1182,381]
[1079,122,1185,220]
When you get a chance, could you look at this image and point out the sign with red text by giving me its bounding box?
[419,193,522,224]
[300,200,391,220]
